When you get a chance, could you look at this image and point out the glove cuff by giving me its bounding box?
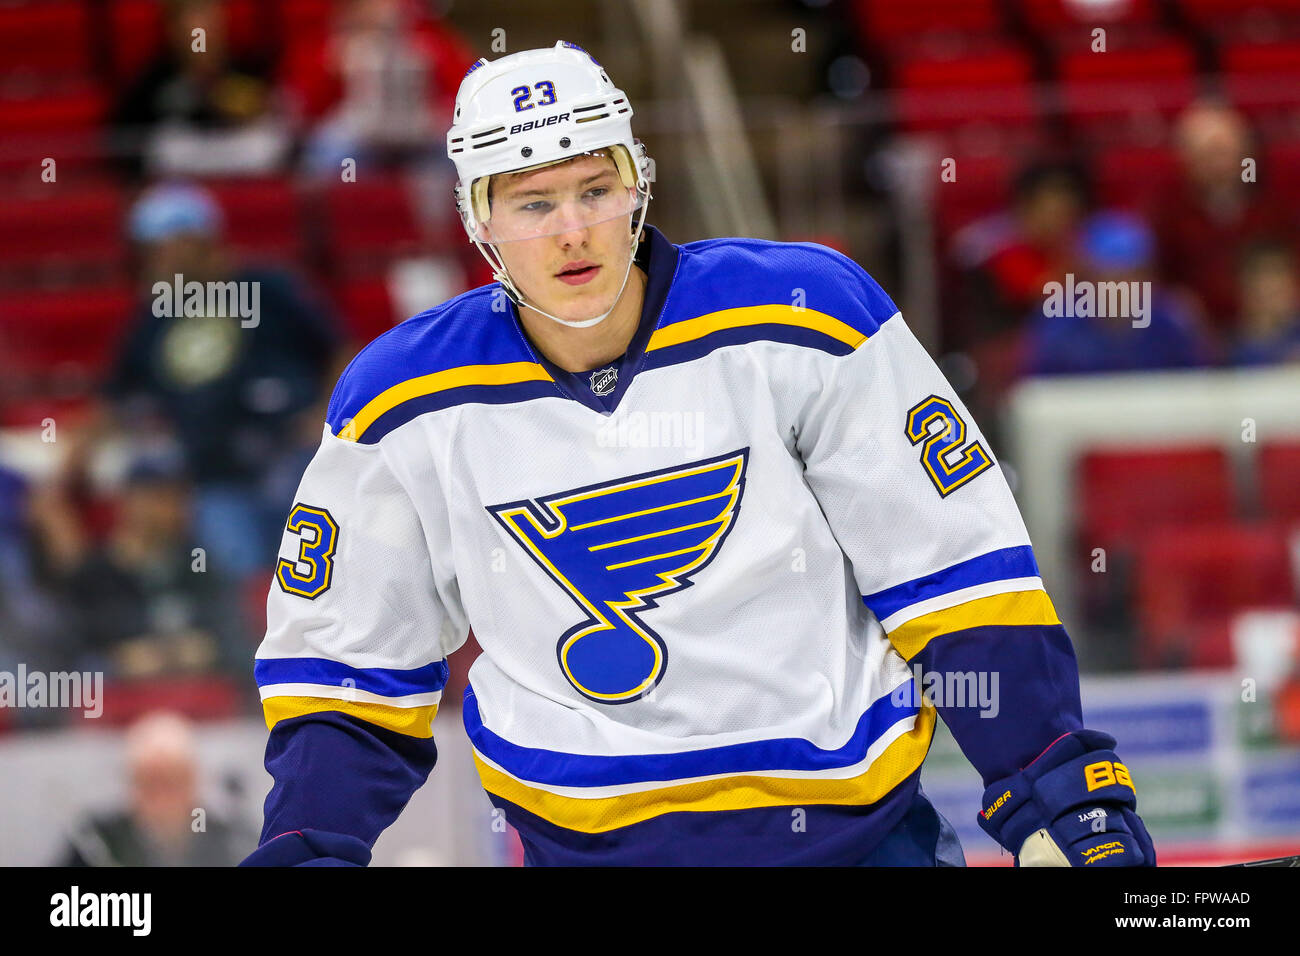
[240,828,372,867]
[978,729,1151,866]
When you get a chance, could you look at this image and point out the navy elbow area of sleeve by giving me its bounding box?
[913,624,1085,788]
[259,710,439,848]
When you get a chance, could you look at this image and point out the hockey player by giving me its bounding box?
[243,42,1155,866]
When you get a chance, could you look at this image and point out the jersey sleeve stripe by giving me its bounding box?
[262,695,439,739]
[862,545,1040,622]
[875,576,1044,632]
[470,704,934,833]
[257,683,443,708]
[254,657,449,698]
[885,589,1062,660]
[334,361,554,442]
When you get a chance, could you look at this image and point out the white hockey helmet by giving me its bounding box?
[447,41,652,241]
[445,41,653,327]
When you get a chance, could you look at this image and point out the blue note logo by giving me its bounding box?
[487,449,749,703]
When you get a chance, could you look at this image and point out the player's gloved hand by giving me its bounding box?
[977,729,1156,867]
[239,828,371,867]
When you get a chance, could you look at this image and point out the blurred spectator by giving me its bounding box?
[0,466,25,663]
[57,712,252,866]
[1024,212,1213,376]
[71,183,345,579]
[950,159,1092,348]
[947,159,1093,436]
[110,0,289,180]
[0,464,69,680]
[1230,239,1300,366]
[282,0,475,177]
[1150,100,1296,334]
[27,446,247,680]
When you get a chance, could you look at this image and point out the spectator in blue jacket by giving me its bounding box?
[1024,211,1214,376]
[64,183,348,581]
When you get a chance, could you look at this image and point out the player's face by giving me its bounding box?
[489,154,636,324]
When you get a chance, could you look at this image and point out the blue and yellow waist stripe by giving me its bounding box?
[462,685,935,834]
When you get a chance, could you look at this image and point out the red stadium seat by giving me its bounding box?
[0,394,97,429]
[280,0,336,42]
[108,0,167,84]
[94,676,244,726]
[1135,522,1296,668]
[1093,143,1181,209]
[336,276,400,345]
[1263,140,1300,206]
[933,151,1015,237]
[1184,0,1300,41]
[1278,672,1300,744]
[1059,40,1198,129]
[1185,0,1300,16]
[0,186,128,283]
[1019,0,1170,55]
[206,177,303,263]
[1018,0,1163,30]
[0,1,93,80]
[0,284,135,384]
[0,86,106,133]
[1260,442,1300,523]
[1076,446,1235,551]
[894,48,1040,132]
[0,86,108,179]
[1222,41,1300,120]
[853,0,1004,44]
[225,0,269,57]
[109,0,267,82]
[322,178,426,274]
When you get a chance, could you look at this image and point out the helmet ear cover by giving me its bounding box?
[470,144,640,230]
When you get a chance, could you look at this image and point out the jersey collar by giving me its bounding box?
[511,224,680,415]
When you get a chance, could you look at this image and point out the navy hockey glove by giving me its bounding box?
[239,828,371,867]
[977,729,1156,867]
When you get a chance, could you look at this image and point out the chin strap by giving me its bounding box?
[473,198,651,329]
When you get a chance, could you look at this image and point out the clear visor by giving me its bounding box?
[468,150,646,245]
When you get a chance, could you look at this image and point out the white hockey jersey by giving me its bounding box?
[253,224,1069,865]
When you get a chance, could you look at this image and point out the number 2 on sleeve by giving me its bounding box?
[904,396,993,497]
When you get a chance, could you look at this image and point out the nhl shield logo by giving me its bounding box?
[590,366,618,396]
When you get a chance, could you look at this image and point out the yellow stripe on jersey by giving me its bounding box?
[263,695,439,738]
[471,703,935,833]
[336,361,554,442]
[886,589,1061,661]
[646,304,870,354]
